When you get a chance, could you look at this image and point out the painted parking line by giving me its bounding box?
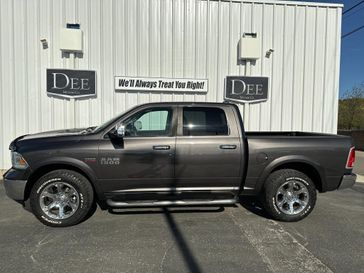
[226,206,333,273]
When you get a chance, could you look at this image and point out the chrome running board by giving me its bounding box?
[106,198,237,207]
[113,187,240,193]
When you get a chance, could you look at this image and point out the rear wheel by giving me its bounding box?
[30,169,94,227]
[262,169,316,222]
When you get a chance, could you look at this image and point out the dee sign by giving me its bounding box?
[47,69,96,98]
[225,76,268,103]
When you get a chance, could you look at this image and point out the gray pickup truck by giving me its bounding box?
[3,102,356,227]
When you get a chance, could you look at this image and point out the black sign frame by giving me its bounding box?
[47,69,96,99]
[224,76,268,103]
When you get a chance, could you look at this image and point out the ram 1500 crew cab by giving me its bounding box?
[3,102,356,226]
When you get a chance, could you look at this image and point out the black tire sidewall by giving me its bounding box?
[264,169,317,222]
[30,170,94,227]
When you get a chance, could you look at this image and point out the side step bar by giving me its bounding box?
[106,199,237,208]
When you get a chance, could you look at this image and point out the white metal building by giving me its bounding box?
[0,0,342,169]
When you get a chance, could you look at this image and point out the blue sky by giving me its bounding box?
[312,0,364,97]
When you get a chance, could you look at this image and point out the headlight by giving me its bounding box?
[11,151,29,169]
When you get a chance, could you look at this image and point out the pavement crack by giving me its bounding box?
[159,243,172,273]
[37,234,53,247]
[30,255,37,263]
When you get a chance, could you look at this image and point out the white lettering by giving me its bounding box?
[81,78,90,90]
[52,73,69,89]
[256,84,263,95]
[70,77,80,90]
[246,84,255,95]
[231,79,246,95]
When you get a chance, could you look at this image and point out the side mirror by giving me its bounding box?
[115,124,125,137]
[134,120,142,131]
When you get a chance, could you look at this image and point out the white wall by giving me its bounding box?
[0,0,342,169]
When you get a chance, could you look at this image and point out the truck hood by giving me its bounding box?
[21,128,87,140]
[9,128,88,150]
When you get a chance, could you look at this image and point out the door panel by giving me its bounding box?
[97,106,176,193]
[98,137,175,193]
[175,136,242,187]
[175,106,243,189]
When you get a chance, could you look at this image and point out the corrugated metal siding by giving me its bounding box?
[0,0,342,169]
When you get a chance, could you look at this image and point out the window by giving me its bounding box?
[183,107,228,136]
[124,108,173,137]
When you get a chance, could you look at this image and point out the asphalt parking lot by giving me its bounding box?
[0,181,363,273]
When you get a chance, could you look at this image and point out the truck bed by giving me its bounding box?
[245,131,350,138]
[243,131,353,194]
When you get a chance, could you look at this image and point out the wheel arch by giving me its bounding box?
[257,156,326,193]
[25,159,105,205]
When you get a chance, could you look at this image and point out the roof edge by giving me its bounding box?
[217,0,343,8]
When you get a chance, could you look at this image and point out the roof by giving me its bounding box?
[136,101,233,106]
[219,0,343,8]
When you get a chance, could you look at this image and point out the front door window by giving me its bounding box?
[124,108,173,137]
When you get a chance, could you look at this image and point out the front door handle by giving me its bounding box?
[153,145,171,150]
[219,144,237,150]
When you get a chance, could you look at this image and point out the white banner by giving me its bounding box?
[115,76,208,93]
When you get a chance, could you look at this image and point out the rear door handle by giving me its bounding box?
[219,144,237,150]
[153,145,171,150]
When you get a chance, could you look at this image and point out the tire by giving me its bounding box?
[262,169,317,222]
[30,169,94,227]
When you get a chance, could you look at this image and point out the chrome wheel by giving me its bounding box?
[39,182,80,220]
[275,180,309,215]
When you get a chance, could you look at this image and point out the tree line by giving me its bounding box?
[338,83,364,130]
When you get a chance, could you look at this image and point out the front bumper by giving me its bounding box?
[3,168,30,201]
[3,178,27,201]
[338,173,356,190]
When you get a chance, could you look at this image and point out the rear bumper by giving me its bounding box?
[338,174,356,190]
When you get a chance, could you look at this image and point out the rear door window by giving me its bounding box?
[183,107,229,136]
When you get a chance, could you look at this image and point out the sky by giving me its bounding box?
[311,0,364,97]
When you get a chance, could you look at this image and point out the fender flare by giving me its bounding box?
[255,155,326,193]
[28,157,105,200]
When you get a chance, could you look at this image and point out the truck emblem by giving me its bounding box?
[100,157,120,165]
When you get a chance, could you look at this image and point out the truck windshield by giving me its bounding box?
[92,105,138,134]
[92,114,125,134]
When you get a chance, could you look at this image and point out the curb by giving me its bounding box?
[357,174,364,183]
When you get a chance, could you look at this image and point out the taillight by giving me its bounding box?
[346,147,355,169]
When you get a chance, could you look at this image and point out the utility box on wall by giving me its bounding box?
[239,34,261,60]
[60,28,83,52]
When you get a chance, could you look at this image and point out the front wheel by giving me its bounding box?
[262,169,317,222]
[30,170,94,227]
